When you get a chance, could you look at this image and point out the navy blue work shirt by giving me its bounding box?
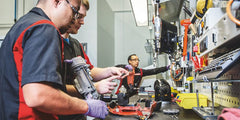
[0,7,63,120]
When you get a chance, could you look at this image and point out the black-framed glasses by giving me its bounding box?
[130,59,140,62]
[65,0,82,20]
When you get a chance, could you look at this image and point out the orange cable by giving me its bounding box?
[226,0,240,26]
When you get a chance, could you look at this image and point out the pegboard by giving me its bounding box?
[193,82,240,108]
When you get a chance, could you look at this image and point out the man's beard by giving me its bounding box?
[59,20,74,34]
[59,26,69,34]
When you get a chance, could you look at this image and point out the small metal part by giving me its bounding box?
[163,109,180,115]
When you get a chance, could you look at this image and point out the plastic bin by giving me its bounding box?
[176,93,208,109]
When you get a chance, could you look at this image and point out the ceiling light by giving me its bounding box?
[130,0,148,26]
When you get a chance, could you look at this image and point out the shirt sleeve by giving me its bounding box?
[21,24,63,87]
[79,43,94,69]
[115,64,126,68]
[142,66,168,77]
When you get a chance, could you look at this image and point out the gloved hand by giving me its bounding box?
[125,85,138,98]
[125,65,133,71]
[125,89,137,98]
[84,96,108,119]
[166,65,171,70]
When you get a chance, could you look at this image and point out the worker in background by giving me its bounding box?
[116,54,170,98]
[0,0,108,119]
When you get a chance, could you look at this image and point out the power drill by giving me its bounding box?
[68,56,99,99]
[153,0,162,54]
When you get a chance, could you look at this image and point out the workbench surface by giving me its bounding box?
[103,95,203,120]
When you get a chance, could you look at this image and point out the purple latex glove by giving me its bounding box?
[64,59,73,63]
[125,65,133,71]
[166,65,171,70]
[84,96,108,119]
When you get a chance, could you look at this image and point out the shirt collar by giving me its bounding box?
[30,7,51,21]
[64,38,70,44]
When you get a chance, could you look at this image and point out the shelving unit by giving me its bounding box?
[192,77,240,119]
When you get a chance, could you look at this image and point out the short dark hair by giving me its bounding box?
[128,54,136,63]
[82,0,89,10]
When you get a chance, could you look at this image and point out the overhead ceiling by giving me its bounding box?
[105,0,184,22]
[105,0,131,12]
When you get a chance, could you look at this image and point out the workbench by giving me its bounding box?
[102,95,203,120]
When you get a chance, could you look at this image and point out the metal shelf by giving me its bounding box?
[192,107,219,120]
[194,79,240,83]
[193,78,219,120]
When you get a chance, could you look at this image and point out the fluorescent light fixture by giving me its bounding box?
[130,0,148,26]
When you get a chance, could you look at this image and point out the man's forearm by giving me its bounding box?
[142,66,168,76]
[91,67,128,82]
[23,83,88,115]
[66,84,83,98]
[91,67,111,81]
[66,84,99,96]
